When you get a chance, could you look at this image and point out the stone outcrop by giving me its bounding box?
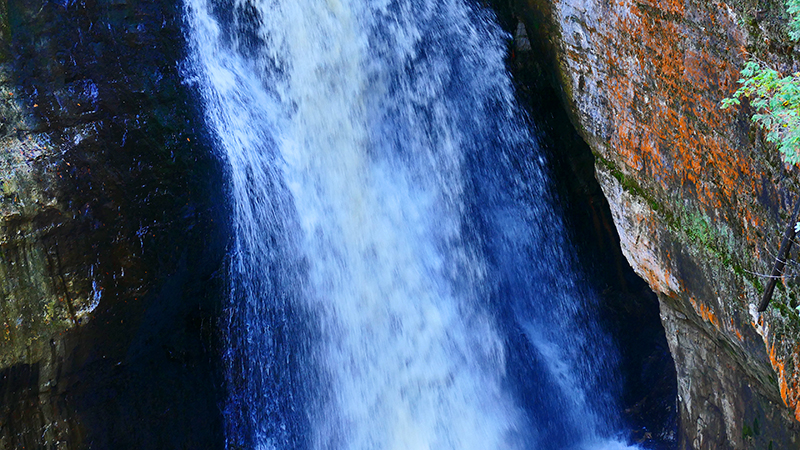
[513,0,800,447]
[0,0,227,448]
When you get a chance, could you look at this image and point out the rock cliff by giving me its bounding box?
[0,0,227,447]
[513,0,800,447]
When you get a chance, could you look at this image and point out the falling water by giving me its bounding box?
[183,0,642,449]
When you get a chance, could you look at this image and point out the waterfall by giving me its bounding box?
[183,0,642,449]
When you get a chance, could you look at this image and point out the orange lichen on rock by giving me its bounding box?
[756,317,800,421]
[689,296,721,328]
[597,0,763,249]
[768,342,787,402]
[734,327,744,341]
[729,317,745,341]
[551,0,800,439]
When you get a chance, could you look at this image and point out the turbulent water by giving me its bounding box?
[183,0,641,449]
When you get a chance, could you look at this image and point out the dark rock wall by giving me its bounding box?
[0,0,227,448]
[511,0,800,448]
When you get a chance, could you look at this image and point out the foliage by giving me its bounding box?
[722,62,800,164]
[789,0,800,41]
[722,0,800,165]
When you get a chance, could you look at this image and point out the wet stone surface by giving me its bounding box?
[0,0,228,448]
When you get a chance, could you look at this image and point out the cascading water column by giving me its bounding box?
[183,0,644,449]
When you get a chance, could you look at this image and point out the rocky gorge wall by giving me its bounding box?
[511,0,800,448]
[0,0,228,448]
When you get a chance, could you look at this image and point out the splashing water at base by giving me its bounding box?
[183,0,646,449]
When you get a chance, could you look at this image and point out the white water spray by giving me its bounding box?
[183,0,644,449]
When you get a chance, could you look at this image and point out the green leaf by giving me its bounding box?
[720,1,800,166]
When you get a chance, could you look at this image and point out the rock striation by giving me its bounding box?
[513,0,800,447]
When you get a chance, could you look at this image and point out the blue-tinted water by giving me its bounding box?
[184,0,642,448]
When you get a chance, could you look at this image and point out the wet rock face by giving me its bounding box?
[0,0,227,448]
[0,0,185,369]
[515,0,800,447]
